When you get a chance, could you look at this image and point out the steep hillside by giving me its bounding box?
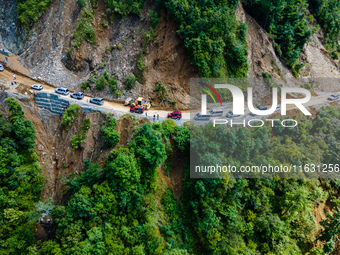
[1,90,340,254]
[0,0,339,111]
[0,0,198,109]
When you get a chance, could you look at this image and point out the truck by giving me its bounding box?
[167,111,182,120]
[130,105,145,114]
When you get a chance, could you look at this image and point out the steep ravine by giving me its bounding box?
[0,89,147,204]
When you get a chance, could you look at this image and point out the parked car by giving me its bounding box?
[31,84,43,90]
[0,64,4,71]
[90,97,104,105]
[328,94,339,101]
[55,87,70,95]
[250,105,268,116]
[167,110,182,120]
[208,109,223,117]
[194,113,211,121]
[130,105,145,114]
[70,91,84,100]
[226,110,241,118]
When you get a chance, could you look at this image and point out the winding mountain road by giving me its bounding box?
[0,56,339,124]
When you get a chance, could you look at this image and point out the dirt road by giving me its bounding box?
[0,60,339,123]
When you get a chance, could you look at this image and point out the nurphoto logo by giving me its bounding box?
[201,84,311,116]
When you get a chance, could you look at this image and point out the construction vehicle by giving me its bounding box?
[124,97,135,106]
[132,97,151,110]
[130,105,145,114]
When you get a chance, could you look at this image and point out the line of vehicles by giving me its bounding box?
[31,84,183,119]
[26,84,340,121]
[31,84,104,105]
[194,105,280,121]
[126,97,183,119]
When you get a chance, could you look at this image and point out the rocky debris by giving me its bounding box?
[300,29,340,84]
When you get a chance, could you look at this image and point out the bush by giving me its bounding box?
[105,0,145,16]
[94,72,117,92]
[81,81,90,90]
[102,118,120,147]
[71,6,96,49]
[95,75,107,90]
[301,83,313,90]
[71,119,90,151]
[161,119,177,137]
[155,82,168,102]
[17,0,51,28]
[61,104,80,131]
[88,72,98,84]
[125,74,136,90]
[331,51,339,59]
[77,0,86,8]
[102,20,108,28]
[261,72,272,79]
[108,78,118,93]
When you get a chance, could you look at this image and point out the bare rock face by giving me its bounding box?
[0,0,26,54]
[300,30,340,81]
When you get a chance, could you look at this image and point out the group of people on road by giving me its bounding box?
[11,74,16,85]
[145,112,160,121]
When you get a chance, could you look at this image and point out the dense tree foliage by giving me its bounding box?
[45,123,189,254]
[165,0,248,78]
[101,117,120,148]
[309,0,340,54]
[2,102,340,254]
[185,106,340,254]
[243,0,317,76]
[0,98,44,254]
[17,0,51,28]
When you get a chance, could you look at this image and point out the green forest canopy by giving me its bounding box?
[1,98,340,254]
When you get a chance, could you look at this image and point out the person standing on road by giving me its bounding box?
[157,114,159,120]
[145,112,147,117]
[153,114,156,121]
[13,74,16,80]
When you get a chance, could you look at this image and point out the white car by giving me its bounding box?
[328,94,339,101]
[31,84,43,90]
[0,64,4,71]
[55,87,70,95]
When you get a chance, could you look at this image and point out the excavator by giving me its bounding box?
[131,97,151,110]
